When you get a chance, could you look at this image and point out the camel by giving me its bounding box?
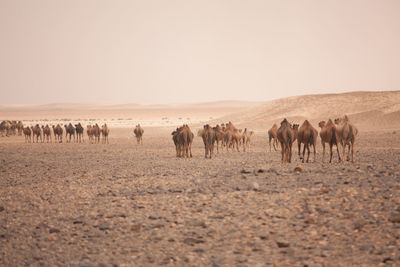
[297,120,318,163]
[101,124,110,144]
[23,126,31,143]
[214,124,226,152]
[75,123,84,143]
[64,123,75,143]
[52,124,63,143]
[31,124,42,143]
[10,121,17,136]
[91,124,101,144]
[277,118,295,163]
[292,123,299,143]
[242,128,254,152]
[87,125,93,143]
[171,128,181,157]
[0,121,11,137]
[268,124,279,152]
[224,122,241,152]
[134,124,144,144]
[318,120,341,163]
[41,125,52,143]
[201,124,216,158]
[17,121,24,136]
[172,125,193,158]
[334,115,358,163]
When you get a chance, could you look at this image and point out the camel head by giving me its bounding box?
[318,121,326,128]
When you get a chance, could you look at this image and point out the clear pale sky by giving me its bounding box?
[1,0,399,104]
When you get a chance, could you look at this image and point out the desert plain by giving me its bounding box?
[1,91,400,266]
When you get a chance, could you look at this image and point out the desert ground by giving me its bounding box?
[1,91,400,266]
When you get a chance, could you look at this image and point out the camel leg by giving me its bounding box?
[329,143,334,163]
[302,143,306,163]
[351,141,354,163]
[269,136,272,152]
[298,141,302,160]
[336,144,341,162]
[313,144,316,162]
[306,144,310,163]
[280,143,285,162]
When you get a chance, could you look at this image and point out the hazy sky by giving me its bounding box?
[1,0,399,104]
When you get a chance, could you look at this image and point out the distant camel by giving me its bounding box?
[23,126,31,143]
[92,124,101,144]
[214,124,226,152]
[101,124,109,144]
[64,123,75,143]
[17,121,24,136]
[75,123,84,143]
[242,128,254,152]
[318,120,341,163]
[292,123,299,143]
[297,120,318,163]
[52,124,63,143]
[201,124,216,158]
[87,125,93,143]
[172,125,193,158]
[224,122,241,152]
[31,124,42,143]
[334,115,358,163]
[277,119,295,163]
[42,125,52,143]
[134,124,144,144]
[268,124,279,152]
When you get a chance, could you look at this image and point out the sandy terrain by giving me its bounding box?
[1,91,400,266]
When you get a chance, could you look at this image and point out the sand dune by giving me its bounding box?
[214,91,400,131]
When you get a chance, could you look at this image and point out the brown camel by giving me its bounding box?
[268,124,279,152]
[10,121,17,135]
[297,120,318,163]
[87,125,93,143]
[334,115,358,163]
[172,125,193,158]
[92,124,101,144]
[242,128,254,152]
[318,120,341,163]
[0,121,11,137]
[201,124,216,158]
[42,125,52,143]
[134,124,144,144]
[75,123,84,143]
[171,127,181,157]
[101,124,109,144]
[292,123,299,143]
[31,124,42,143]
[64,123,75,143]
[277,118,295,163]
[52,124,63,143]
[224,122,241,152]
[17,121,24,136]
[214,124,226,153]
[23,126,31,143]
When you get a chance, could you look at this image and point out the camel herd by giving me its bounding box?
[2,115,358,163]
[268,115,358,163]
[2,121,111,144]
[176,122,254,159]
[0,120,24,137]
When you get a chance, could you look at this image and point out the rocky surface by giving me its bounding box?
[1,128,400,266]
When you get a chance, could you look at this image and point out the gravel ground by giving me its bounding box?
[1,128,400,266]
